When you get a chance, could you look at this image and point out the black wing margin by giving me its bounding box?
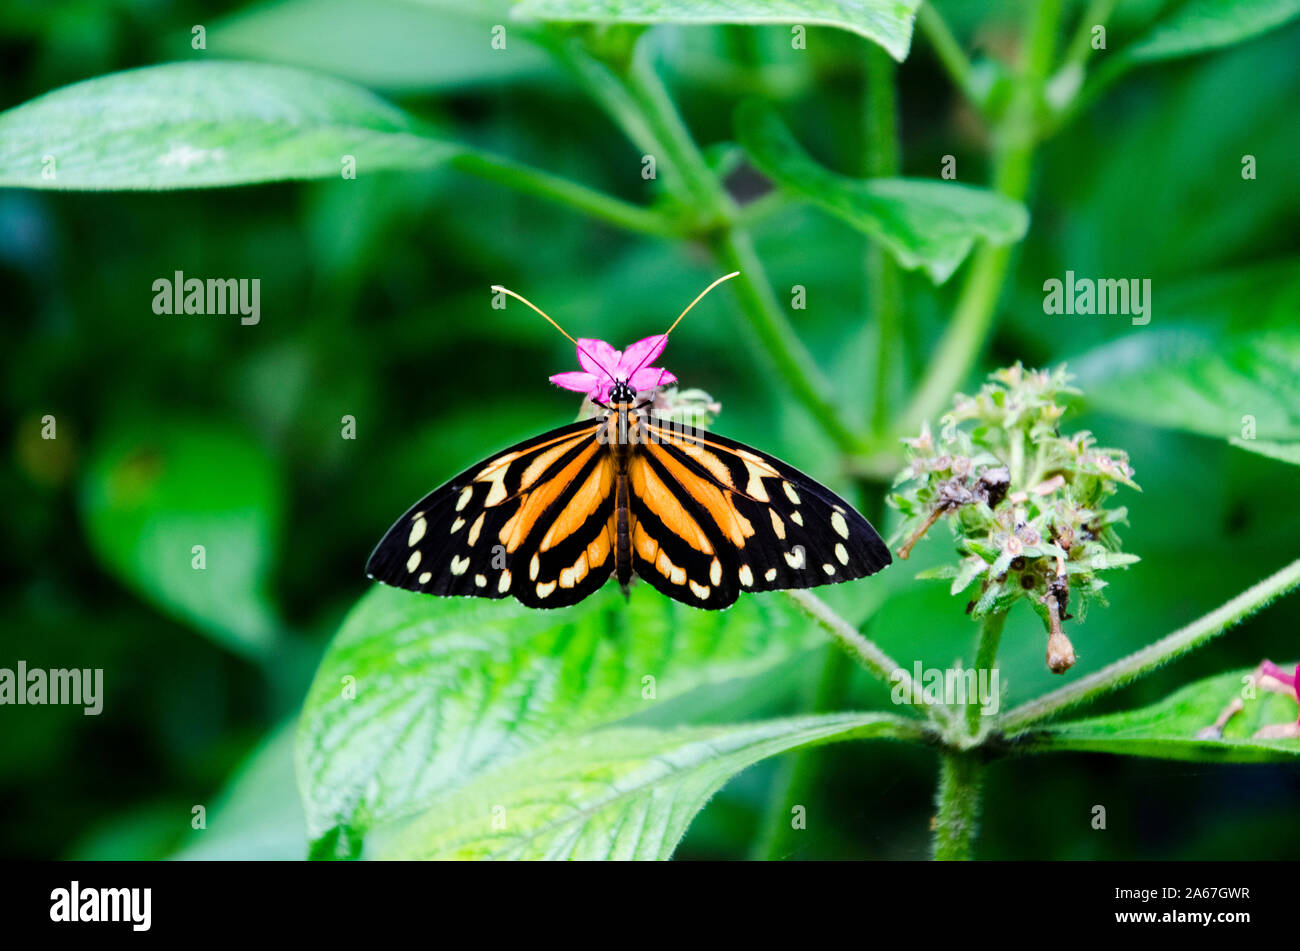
[366,418,613,606]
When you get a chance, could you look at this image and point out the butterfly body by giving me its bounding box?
[367,379,892,610]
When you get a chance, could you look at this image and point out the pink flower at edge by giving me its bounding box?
[548,335,678,402]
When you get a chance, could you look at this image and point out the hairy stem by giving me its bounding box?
[1001,557,1300,731]
[932,751,983,860]
[967,610,1007,736]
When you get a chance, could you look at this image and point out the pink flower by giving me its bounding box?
[549,335,677,403]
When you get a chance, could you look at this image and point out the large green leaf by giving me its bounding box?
[1013,667,1300,763]
[513,0,921,61]
[204,0,553,92]
[736,101,1028,282]
[1125,0,1300,62]
[371,712,919,859]
[0,61,456,189]
[297,582,835,846]
[1072,328,1300,441]
[80,420,282,658]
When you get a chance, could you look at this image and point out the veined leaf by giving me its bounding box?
[297,583,831,847]
[736,101,1028,282]
[513,0,922,61]
[0,61,457,189]
[80,420,282,658]
[371,712,919,859]
[1125,0,1300,62]
[1072,328,1300,440]
[1013,666,1300,763]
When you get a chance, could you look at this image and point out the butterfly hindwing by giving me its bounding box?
[635,417,891,604]
[366,418,613,606]
[626,440,742,609]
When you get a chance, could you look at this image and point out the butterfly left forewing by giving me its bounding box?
[367,418,609,602]
[637,418,891,600]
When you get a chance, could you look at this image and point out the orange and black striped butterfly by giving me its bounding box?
[366,276,891,610]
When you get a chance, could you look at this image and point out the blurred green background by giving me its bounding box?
[2,0,1298,860]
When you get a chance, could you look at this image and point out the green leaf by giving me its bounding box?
[513,0,922,61]
[0,61,457,189]
[371,713,918,859]
[1072,327,1300,441]
[735,101,1028,282]
[1125,0,1300,62]
[204,0,553,92]
[297,583,832,845]
[80,420,282,658]
[1229,436,1300,465]
[1014,667,1300,763]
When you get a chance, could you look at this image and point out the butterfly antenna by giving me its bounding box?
[491,284,615,384]
[628,271,740,380]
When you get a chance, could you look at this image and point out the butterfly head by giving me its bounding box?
[607,380,636,405]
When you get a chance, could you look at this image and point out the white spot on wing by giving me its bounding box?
[835,543,849,565]
[785,547,806,570]
[409,517,427,546]
[739,564,754,587]
[831,511,850,539]
[406,550,422,572]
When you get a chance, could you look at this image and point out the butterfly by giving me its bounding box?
[366,274,891,610]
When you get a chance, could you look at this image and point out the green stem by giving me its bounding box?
[606,46,872,454]
[897,0,1062,436]
[713,226,871,455]
[1001,557,1300,732]
[916,2,981,111]
[450,151,684,239]
[1061,0,1118,72]
[932,751,983,860]
[966,610,1007,737]
[784,589,952,729]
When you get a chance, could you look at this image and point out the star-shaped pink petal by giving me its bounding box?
[549,335,677,402]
